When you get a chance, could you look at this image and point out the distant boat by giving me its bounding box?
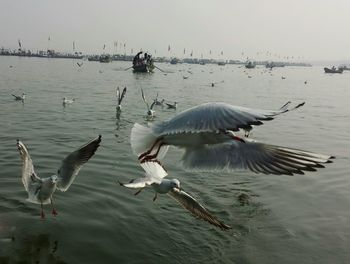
[324,67,343,73]
[339,65,350,71]
[245,61,256,69]
[170,58,179,65]
[99,55,112,63]
[218,61,226,66]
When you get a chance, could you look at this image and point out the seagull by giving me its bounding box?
[116,86,127,111]
[130,101,334,174]
[118,160,230,230]
[12,93,26,101]
[141,89,156,119]
[281,76,286,80]
[183,76,189,79]
[77,62,83,67]
[63,97,75,105]
[16,135,101,218]
[153,93,165,107]
[166,102,177,110]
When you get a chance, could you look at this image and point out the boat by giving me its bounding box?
[132,52,154,73]
[99,54,112,63]
[245,61,256,69]
[324,67,343,73]
[218,61,226,66]
[170,58,179,65]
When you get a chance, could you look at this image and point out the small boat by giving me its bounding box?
[218,61,226,66]
[339,65,350,71]
[170,58,179,65]
[99,55,112,63]
[132,52,154,73]
[245,61,256,69]
[324,67,343,74]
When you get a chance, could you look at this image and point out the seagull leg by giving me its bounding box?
[138,138,162,160]
[134,188,143,196]
[40,201,45,219]
[50,198,58,216]
[153,193,158,202]
[140,143,165,162]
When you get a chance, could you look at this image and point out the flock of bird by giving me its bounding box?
[15,87,334,230]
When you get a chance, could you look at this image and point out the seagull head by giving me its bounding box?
[170,179,181,190]
[50,175,59,184]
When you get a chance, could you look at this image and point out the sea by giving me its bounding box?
[0,56,349,264]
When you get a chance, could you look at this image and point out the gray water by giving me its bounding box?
[0,56,349,264]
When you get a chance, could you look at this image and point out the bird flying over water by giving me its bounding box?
[16,135,101,218]
[130,101,334,174]
[141,89,156,119]
[116,86,127,111]
[12,93,26,101]
[63,97,75,105]
[119,160,230,230]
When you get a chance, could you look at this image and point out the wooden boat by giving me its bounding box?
[324,67,343,73]
[133,61,154,73]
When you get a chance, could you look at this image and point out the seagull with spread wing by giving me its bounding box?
[116,86,127,111]
[118,160,230,230]
[16,135,102,218]
[141,89,156,119]
[12,93,26,101]
[130,101,334,174]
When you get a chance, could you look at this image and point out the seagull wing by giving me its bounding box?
[120,87,127,104]
[16,140,41,192]
[12,94,20,100]
[168,188,231,230]
[116,87,120,104]
[153,102,304,136]
[141,89,150,110]
[119,161,167,188]
[57,135,101,192]
[182,140,334,175]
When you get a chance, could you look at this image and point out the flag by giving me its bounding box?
[124,43,126,48]
[190,50,193,57]
[154,49,157,54]
[209,50,211,55]
[131,48,133,54]
[221,51,223,55]
[103,44,106,50]
[73,41,75,51]
[48,36,50,41]
[168,45,170,51]
[183,48,186,54]
[18,39,22,48]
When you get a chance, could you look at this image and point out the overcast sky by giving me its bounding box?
[1,0,349,60]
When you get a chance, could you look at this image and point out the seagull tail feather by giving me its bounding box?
[131,123,158,156]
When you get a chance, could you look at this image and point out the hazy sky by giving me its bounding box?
[1,0,349,60]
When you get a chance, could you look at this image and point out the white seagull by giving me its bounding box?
[62,97,75,105]
[116,86,127,111]
[153,93,165,107]
[141,89,156,119]
[130,102,334,174]
[166,101,178,110]
[119,160,231,230]
[16,135,102,218]
[12,93,26,101]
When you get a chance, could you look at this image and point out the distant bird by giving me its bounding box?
[16,135,101,218]
[183,76,189,79]
[77,62,83,67]
[248,75,252,78]
[166,102,177,110]
[12,93,26,101]
[63,97,75,105]
[281,76,286,79]
[119,160,230,230]
[116,86,127,111]
[304,81,308,84]
[130,101,334,174]
[141,89,156,119]
[187,70,193,74]
[9,65,13,68]
[153,93,165,107]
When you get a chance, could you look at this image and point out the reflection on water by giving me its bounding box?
[0,232,66,264]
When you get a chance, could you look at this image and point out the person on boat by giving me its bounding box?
[133,51,143,66]
[332,66,336,70]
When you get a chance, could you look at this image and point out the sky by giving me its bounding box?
[1,0,349,61]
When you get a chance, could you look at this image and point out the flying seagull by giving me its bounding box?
[130,101,334,174]
[12,93,26,101]
[165,102,178,110]
[16,135,102,218]
[77,62,83,67]
[116,86,127,111]
[118,160,230,230]
[141,89,156,119]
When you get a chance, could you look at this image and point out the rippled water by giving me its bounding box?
[0,56,349,263]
